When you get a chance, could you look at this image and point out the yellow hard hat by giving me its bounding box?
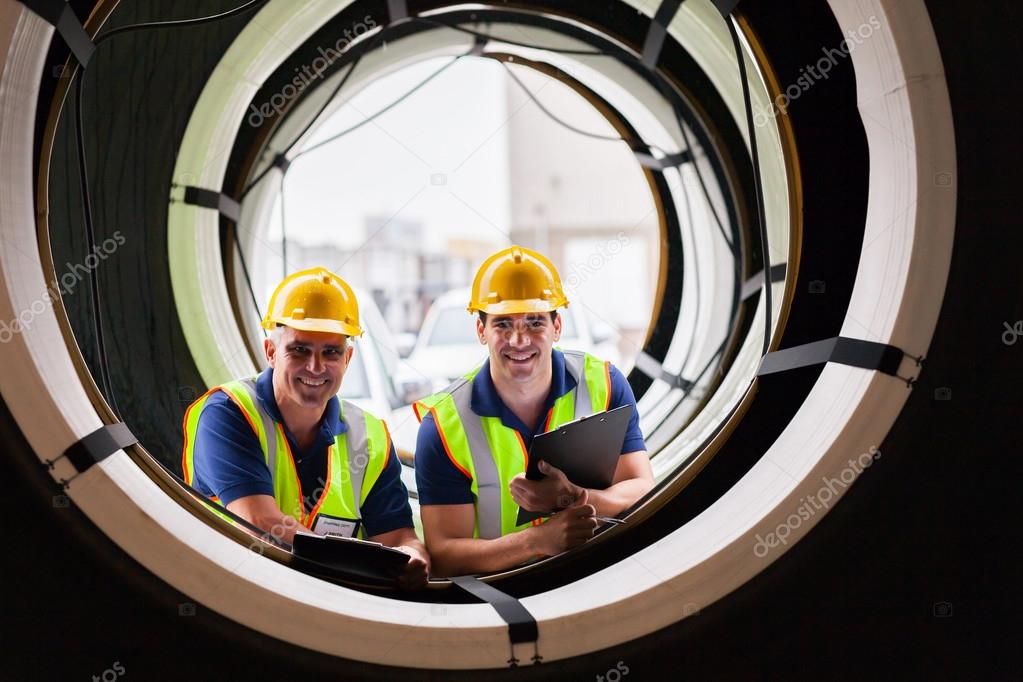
[261,267,362,337]
[467,245,569,315]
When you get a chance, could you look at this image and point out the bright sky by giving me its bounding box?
[267,56,512,252]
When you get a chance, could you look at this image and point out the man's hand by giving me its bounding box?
[393,544,430,590]
[530,489,597,557]
[510,460,583,512]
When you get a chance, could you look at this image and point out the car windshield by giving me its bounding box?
[426,305,576,346]
[338,349,370,399]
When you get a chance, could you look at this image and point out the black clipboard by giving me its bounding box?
[516,404,633,525]
[291,532,410,582]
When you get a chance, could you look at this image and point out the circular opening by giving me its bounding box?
[205,5,780,576]
[2,0,956,669]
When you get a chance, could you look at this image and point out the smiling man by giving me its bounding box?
[182,268,429,589]
[413,246,653,577]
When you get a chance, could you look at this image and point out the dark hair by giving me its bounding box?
[478,311,558,324]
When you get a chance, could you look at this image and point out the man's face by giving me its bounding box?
[477,312,561,384]
[265,326,353,411]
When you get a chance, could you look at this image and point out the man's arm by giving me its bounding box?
[510,452,653,517]
[368,526,429,589]
[422,493,597,577]
[362,438,430,588]
[510,364,654,516]
[561,451,653,515]
[227,494,305,544]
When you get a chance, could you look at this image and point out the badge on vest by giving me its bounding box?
[311,513,361,538]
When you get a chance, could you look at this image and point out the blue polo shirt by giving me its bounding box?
[190,367,413,537]
[415,349,647,505]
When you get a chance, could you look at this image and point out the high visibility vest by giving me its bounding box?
[413,350,612,539]
[181,376,391,539]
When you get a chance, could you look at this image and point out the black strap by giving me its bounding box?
[271,152,291,173]
[641,0,684,69]
[634,149,692,171]
[450,575,540,666]
[469,33,488,57]
[386,0,408,22]
[182,186,242,223]
[741,263,787,300]
[45,422,137,484]
[711,0,742,17]
[19,0,96,68]
[758,336,923,385]
[633,351,695,390]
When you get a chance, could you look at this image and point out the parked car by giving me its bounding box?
[339,290,422,511]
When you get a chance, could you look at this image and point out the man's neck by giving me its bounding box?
[277,399,323,450]
[490,360,552,430]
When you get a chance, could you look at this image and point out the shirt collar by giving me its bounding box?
[470,348,577,420]
[255,367,346,438]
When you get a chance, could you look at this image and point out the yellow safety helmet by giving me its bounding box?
[467,245,569,315]
[261,267,363,337]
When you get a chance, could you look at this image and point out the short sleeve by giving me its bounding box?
[191,392,274,507]
[360,442,415,537]
[608,364,647,454]
[414,412,475,505]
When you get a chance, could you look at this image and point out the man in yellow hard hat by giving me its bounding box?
[182,268,429,589]
[413,246,653,576]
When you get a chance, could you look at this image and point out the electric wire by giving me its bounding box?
[293,50,469,159]
[69,0,290,551]
[64,2,772,564]
[239,56,364,200]
[72,77,117,416]
[239,12,746,398]
[280,171,287,279]
[405,15,737,255]
[90,0,267,47]
[726,17,773,357]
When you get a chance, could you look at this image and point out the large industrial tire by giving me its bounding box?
[0,0,1016,678]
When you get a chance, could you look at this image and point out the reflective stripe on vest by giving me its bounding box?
[181,378,391,539]
[414,350,612,539]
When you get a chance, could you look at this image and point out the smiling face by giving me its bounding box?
[477,311,561,385]
[265,325,353,412]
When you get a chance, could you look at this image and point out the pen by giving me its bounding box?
[593,516,627,525]
[540,510,627,525]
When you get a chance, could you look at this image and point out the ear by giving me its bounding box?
[264,337,277,368]
[552,312,562,341]
[476,316,486,345]
[344,342,355,364]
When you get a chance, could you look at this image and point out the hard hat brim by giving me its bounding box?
[467,297,567,316]
[262,317,363,337]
